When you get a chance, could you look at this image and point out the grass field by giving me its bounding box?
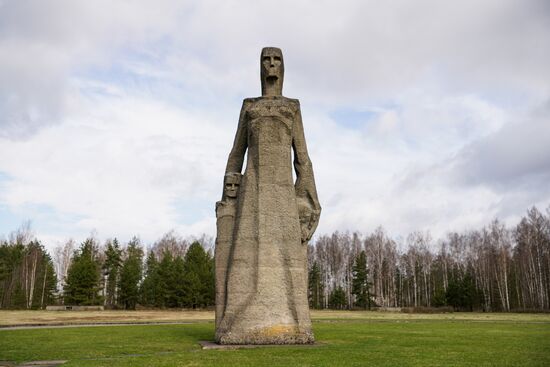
[1,311,549,366]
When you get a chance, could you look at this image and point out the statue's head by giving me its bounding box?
[223,172,242,199]
[260,47,284,96]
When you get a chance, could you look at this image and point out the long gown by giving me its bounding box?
[216,95,321,344]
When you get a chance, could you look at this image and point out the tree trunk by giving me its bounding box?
[40,264,48,309]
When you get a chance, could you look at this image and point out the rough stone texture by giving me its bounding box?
[199,340,322,350]
[215,47,321,345]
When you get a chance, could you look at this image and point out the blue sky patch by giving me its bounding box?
[329,108,378,129]
[172,197,212,226]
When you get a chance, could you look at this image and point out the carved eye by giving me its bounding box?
[263,56,271,63]
[274,56,281,62]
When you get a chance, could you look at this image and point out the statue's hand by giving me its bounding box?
[300,217,311,244]
[297,198,320,244]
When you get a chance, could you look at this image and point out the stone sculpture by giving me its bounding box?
[215,47,321,344]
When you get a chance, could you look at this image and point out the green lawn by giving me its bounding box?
[1,314,549,366]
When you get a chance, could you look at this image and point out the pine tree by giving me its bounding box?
[0,242,25,308]
[352,251,374,309]
[43,259,57,307]
[172,256,186,307]
[119,237,144,310]
[183,241,214,308]
[0,235,57,309]
[329,286,347,309]
[103,239,122,308]
[432,287,447,307]
[157,251,175,308]
[64,238,102,305]
[140,251,160,307]
[445,274,482,311]
[308,261,324,309]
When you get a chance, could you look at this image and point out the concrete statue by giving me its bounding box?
[215,47,321,344]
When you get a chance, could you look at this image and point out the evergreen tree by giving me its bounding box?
[0,237,56,309]
[156,251,175,308]
[172,256,186,307]
[182,241,214,308]
[432,287,447,307]
[0,242,25,308]
[42,258,57,307]
[103,239,122,308]
[64,238,102,305]
[140,251,161,307]
[352,251,374,309]
[12,283,26,309]
[308,261,324,309]
[329,286,347,310]
[119,237,144,310]
[446,274,482,311]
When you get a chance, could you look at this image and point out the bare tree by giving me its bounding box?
[53,239,75,298]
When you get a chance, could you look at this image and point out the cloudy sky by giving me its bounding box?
[1,0,549,250]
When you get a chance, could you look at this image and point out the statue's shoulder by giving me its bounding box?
[242,97,300,110]
[242,97,261,105]
[282,97,300,108]
[282,97,301,112]
[283,97,300,104]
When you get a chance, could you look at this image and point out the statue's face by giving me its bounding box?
[224,173,241,198]
[260,47,284,96]
[261,49,283,81]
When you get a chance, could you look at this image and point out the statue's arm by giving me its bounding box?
[225,100,249,174]
[292,101,321,244]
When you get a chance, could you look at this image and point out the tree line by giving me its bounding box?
[58,231,214,309]
[0,222,57,309]
[308,207,550,312]
[1,206,549,311]
[1,229,214,310]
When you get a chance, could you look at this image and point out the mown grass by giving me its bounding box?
[1,313,549,366]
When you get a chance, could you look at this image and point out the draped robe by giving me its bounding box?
[215,96,321,344]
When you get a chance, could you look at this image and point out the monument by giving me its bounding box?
[215,47,321,344]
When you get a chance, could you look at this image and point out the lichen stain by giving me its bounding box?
[257,324,299,337]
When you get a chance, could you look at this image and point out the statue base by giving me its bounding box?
[216,324,314,345]
[199,340,321,350]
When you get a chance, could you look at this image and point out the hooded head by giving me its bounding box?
[260,47,284,96]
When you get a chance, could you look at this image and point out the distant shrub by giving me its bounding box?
[401,306,454,314]
[510,308,550,314]
[373,307,402,312]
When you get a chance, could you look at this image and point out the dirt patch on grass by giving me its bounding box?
[310,310,550,322]
[0,310,214,326]
[1,309,549,327]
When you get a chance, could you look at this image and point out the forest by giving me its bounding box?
[0,206,549,312]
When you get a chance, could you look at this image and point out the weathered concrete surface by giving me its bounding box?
[215,47,321,344]
[199,340,323,350]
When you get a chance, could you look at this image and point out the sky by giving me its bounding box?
[1,0,549,251]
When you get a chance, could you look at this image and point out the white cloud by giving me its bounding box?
[0,0,549,250]
[451,101,550,188]
[0,85,228,245]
